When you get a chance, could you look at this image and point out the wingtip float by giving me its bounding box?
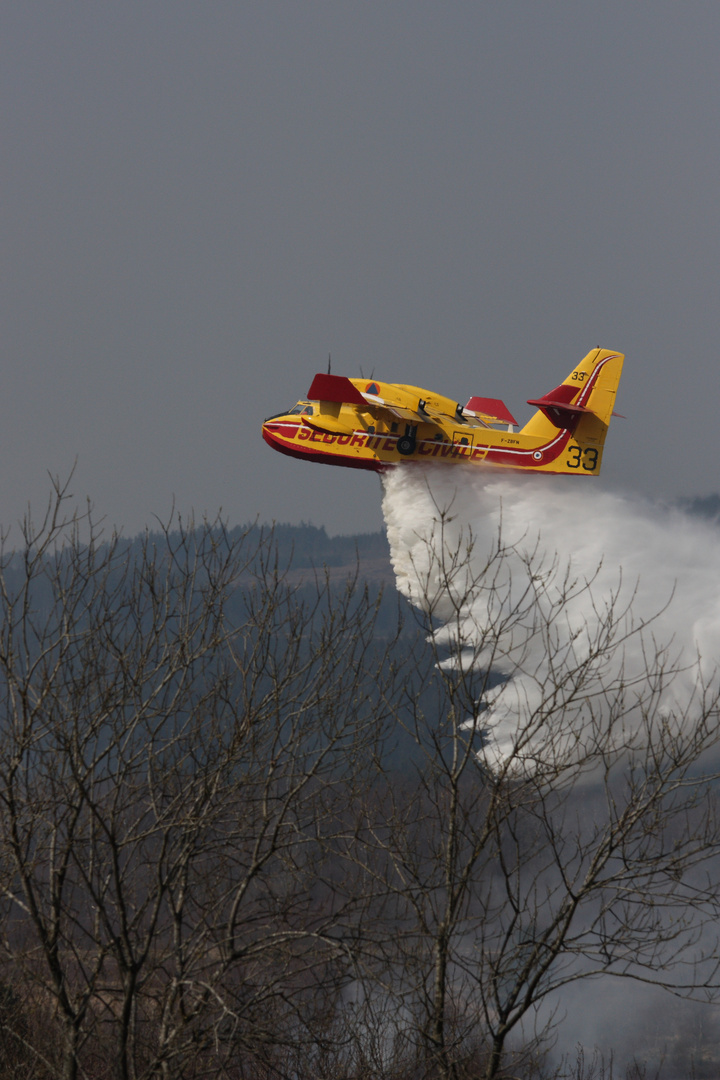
[262,348,624,477]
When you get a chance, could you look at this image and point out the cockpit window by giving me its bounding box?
[287,402,314,416]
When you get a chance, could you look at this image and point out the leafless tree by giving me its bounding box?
[1,484,720,1080]
[0,478,399,1080]
[344,513,720,1080]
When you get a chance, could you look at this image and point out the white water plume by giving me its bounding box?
[381,463,720,772]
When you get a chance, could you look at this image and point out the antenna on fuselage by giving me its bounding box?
[327,353,332,375]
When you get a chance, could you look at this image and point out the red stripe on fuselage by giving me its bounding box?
[262,427,384,472]
[484,429,571,467]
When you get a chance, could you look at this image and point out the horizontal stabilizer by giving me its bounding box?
[526,399,590,430]
[307,374,367,406]
[465,396,518,426]
[526,382,589,431]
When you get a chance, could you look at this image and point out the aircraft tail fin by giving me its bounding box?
[521,348,624,473]
[522,345,622,434]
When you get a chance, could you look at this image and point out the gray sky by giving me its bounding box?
[3,2,719,536]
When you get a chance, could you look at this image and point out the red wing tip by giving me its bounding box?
[306,373,367,406]
[465,396,518,426]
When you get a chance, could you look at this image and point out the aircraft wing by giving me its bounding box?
[307,374,367,406]
[365,402,421,422]
[465,396,519,427]
[307,374,427,422]
[307,373,517,428]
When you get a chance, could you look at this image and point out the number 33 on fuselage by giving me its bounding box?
[262,349,624,477]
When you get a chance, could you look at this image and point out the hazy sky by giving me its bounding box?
[3,2,720,536]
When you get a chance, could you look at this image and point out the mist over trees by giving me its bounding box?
[0,483,718,1079]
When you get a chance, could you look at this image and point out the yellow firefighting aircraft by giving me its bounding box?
[262,348,624,476]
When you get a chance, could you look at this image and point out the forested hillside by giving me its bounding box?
[233,522,393,577]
